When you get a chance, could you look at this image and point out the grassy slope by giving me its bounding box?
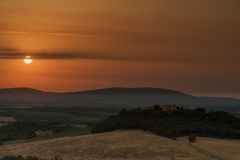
[0,131,239,160]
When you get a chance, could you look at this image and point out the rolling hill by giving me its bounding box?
[0,130,239,160]
[0,87,240,110]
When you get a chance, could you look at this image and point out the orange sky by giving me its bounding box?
[0,0,240,97]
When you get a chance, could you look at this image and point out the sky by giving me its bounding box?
[0,0,240,97]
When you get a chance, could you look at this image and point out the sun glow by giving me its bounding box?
[24,56,33,64]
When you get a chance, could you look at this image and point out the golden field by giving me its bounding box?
[0,131,239,160]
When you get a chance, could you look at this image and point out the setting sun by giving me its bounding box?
[24,56,33,64]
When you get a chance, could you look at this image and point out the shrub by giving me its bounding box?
[153,105,161,110]
[50,157,62,160]
[188,134,197,143]
[194,108,207,113]
[1,156,24,160]
[1,156,62,160]
[25,156,45,160]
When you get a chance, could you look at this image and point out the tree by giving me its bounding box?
[194,108,207,113]
[188,134,197,143]
[153,105,161,110]
[118,109,128,116]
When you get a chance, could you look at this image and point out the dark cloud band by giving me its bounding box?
[0,49,146,61]
[0,49,239,65]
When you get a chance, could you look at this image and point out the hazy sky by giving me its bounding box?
[0,0,239,97]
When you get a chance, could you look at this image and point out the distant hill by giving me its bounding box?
[0,87,240,111]
[0,88,44,95]
[71,87,187,95]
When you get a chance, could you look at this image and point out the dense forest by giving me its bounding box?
[93,106,240,139]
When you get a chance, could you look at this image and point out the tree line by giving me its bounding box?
[93,105,240,139]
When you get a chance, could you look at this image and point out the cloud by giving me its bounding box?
[0,48,239,65]
[0,30,95,37]
[0,31,28,35]
[0,29,143,38]
[0,49,148,61]
[31,52,141,61]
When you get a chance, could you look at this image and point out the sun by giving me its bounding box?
[24,56,33,64]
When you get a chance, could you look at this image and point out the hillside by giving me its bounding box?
[0,131,239,160]
[0,87,240,110]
